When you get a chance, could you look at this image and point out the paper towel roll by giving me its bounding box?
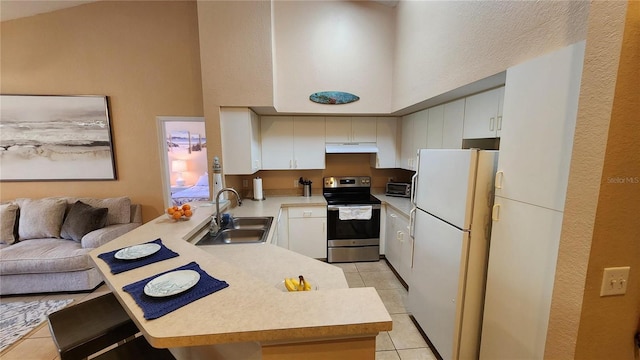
[253,178,263,200]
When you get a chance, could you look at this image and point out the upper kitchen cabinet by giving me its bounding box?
[399,109,428,170]
[220,108,261,174]
[442,99,466,149]
[326,117,377,143]
[494,41,585,212]
[462,86,505,139]
[426,105,444,149]
[261,116,326,170]
[371,117,399,169]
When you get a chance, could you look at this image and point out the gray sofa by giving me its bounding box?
[0,197,142,295]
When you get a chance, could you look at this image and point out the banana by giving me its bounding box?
[284,278,298,292]
[284,275,313,291]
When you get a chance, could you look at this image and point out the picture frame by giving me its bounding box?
[0,95,117,181]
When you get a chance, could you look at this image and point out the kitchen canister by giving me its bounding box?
[303,183,312,197]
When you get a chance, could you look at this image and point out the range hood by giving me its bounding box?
[325,143,379,154]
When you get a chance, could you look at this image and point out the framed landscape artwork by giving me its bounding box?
[0,95,117,181]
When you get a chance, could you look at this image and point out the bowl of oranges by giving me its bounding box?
[166,204,195,221]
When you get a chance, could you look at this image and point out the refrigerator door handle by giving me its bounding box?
[411,172,418,206]
[495,170,504,189]
[492,204,501,221]
[409,207,416,238]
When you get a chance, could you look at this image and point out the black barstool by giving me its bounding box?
[92,335,175,360]
[47,293,139,360]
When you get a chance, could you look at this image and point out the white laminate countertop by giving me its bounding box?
[89,195,391,349]
[373,194,413,217]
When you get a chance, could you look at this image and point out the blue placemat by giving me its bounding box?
[123,262,229,320]
[98,238,179,274]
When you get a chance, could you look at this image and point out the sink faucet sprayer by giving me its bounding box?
[210,188,242,235]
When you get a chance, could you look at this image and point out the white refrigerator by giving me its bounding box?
[408,149,498,360]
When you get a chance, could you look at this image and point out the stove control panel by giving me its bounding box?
[324,176,371,188]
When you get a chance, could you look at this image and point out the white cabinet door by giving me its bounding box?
[396,213,412,286]
[384,209,400,271]
[326,117,376,143]
[412,108,428,154]
[262,116,325,170]
[293,116,325,169]
[400,114,415,170]
[220,108,262,174]
[495,41,584,211]
[288,206,327,259]
[325,117,351,143]
[372,117,398,169]
[462,87,504,139]
[426,105,444,149]
[351,117,377,142]
[261,116,294,170]
[442,99,465,149]
[276,208,289,249]
[480,196,564,360]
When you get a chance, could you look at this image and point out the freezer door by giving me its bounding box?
[415,149,478,229]
[408,209,470,360]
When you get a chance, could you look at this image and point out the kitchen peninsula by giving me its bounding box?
[89,196,392,360]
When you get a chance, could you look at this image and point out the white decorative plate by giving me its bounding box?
[144,270,201,298]
[114,243,161,260]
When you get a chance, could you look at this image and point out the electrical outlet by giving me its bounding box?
[294,179,299,188]
[600,266,630,296]
[242,179,249,188]
[388,177,394,183]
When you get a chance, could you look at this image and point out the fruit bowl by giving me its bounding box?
[166,204,195,221]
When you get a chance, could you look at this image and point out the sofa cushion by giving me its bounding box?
[0,238,93,274]
[16,198,67,240]
[76,197,131,225]
[0,203,19,244]
[60,201,108,242]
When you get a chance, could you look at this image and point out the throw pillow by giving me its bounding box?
[60,201,108,242]
[0,203,19,244]
[77,197,131,225]
[16,198,67,240]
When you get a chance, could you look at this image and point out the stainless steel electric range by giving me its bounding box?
[323,176,381,263]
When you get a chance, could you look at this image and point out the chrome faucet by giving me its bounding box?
[210,188,242,235]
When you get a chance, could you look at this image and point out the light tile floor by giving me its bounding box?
[1,260,438,360]
[333,260,438,360]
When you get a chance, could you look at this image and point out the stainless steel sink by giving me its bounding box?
[196,216,273,245]
[231,216,273,230]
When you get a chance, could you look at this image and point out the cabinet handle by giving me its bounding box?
[495,170,504,189]
[497,116,503,130]
[303,211,312,217]
[398,230,404,243]
[492,204,501,221]
[289,159,293,168]
[489,117,495,131]
[294,160,298,168]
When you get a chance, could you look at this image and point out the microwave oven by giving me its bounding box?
[385,182,411,198]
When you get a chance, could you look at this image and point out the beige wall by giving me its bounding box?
[272,1,395,114]
[0,0,204,222]
[392,1,589,111]
[547,2,640,359]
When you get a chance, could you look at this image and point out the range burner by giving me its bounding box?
[322,176,381,205]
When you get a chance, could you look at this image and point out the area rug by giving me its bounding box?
[0,299,73,352]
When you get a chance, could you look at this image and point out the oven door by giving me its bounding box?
[326,204,381,244]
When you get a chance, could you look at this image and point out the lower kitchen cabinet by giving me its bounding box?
[384,206,412,286]
[287,206,327,259]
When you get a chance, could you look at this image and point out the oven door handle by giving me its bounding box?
[327,204,382,210]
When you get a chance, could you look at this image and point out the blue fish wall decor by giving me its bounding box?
[309,91,360,105]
